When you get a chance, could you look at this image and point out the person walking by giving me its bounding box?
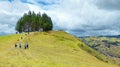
[24,43,29,49]
[26,43,29,49]
[19,43,22,48]
[15,43,17,48]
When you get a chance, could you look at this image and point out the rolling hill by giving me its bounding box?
[0,31,119,67]
[81,36,120,65]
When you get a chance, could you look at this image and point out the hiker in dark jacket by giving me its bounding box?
[15,43,17,48]
[24,43,27,49]
[24,43,29,49]
[19,43,22,48]
[26,43,29,49]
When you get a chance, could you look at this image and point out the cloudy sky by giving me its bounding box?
[0,0,120,36]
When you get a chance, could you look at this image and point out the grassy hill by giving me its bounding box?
[0,31,119,67]
[81,36,120,65]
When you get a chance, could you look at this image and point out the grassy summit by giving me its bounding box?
[0,31,118,67]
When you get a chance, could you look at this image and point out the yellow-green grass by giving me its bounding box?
[0,31,119,67]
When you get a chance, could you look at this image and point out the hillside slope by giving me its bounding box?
[0,31,119,67]
[81,37,120,65]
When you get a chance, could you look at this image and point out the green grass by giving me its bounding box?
[81,37,120,65]
[0,31,119,67]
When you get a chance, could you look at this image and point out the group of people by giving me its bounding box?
[15,43,29,49]
[15,36,29,49]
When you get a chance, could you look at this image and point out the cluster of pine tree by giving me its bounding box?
[15,11,53,33]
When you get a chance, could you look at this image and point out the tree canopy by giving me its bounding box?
[15,11,53,33]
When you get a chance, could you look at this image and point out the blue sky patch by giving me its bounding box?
[8,0,14,2]
[38,1,55,6]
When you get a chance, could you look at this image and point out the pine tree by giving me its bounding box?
[41,13,53,31]
[15,11,53,33]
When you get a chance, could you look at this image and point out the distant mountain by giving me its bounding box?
[79,35,120,38]
[98,35,120,38]
[0,32,14,36]
[0,32,7,36]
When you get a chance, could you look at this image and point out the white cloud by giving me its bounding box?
[0,24,15,34]
[0,0,44,35]
[0,0,120,36]
[95,0,120,10]
[44,0,120,36]
[0,1,26,34]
